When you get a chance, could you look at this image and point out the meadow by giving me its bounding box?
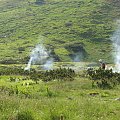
[0,63,120,120]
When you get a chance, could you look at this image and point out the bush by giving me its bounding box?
[15,111,34,120]
[0,66,76,82]
[30,68,76,82]
[87,68,120,89]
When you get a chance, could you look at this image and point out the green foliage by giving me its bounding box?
[0,66,29,75]
[0,66,120,120]
[9,77,16,82]
[42,68,76,82]
[87,68,120,89]
[46,87,54,97]
[0,0,120,62]
[8,110,35,120]
[0,65,76,82]
[1,87,120,120]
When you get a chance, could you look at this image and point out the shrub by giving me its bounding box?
[87,68,119,89]
[0,66,76,82]
[15,111,34,120]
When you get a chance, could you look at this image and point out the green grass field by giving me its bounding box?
[0,75,120,120]
[0,63,120,120]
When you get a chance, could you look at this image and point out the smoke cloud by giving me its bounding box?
[25,44,53,71]
[43,58,54,70]
[73,52,83,62]
[111,24,120,72]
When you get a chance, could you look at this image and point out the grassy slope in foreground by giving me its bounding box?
[0,74,120,120]
[0,0,120,63]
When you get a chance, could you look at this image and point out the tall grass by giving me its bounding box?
[0,76,120,120]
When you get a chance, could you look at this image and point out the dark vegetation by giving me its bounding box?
[87,68,120,89]
[30,67,76,82]
[0,66,76,82]
[8,111,34,120]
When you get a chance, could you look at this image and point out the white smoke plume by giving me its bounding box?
[72,52,83,62]
[43,58,54,70]
[111,23,120,72]
[24,44,53,70]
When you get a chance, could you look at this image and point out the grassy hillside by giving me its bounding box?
[0,0,120,63]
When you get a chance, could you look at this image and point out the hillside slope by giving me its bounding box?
[0,0,120,63]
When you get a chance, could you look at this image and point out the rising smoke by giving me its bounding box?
[72,52,83,62]
[111,23,120,72]
[43,58,54,70]
[25,44,53,70]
